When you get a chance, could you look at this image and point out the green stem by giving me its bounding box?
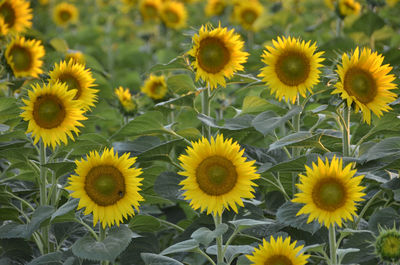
[335,18,342,37]
[329,225,338,265]
[75,218,99,241]
[222,229,239,258]
[201,86,211,139]
[39,141,49,254]
[292,97,301,194]
[99,226,109,265]
[213,214,224,264]
[342,105,351,157]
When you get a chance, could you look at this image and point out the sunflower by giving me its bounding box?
[205,0,226,17]
[188,25,249,90]
[141,74,168,100]
[115,86,137,115]
[387,0,400,7]
[232,1,264,31]
[292,156,365,228]
[375,227,400,263]
[20,82,87,149]
[178,134,259,216]
[65,50,86,66]
[259,36,324,104]
[332,47,397,124]
[160,1,187,29]
[48,60,98,112]
[139,0,162,21]
[246,236,310,265]
[66,148,144,228]
[0,0,32,34]
[53,2,79,27]
[5,36,45,78]
[338,0,361,16]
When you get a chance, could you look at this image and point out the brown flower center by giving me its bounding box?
[264,254,293,265]
[241,9,258,25]
[312,178,347,211]
[196,156,237,195]
[59,10,72,22]
[33,94,66,129]
[343,67,377,104]
[197,37,230,74]
[144,4,158,19]
[164,9,179,23]
[0,3,16,27]
[58,73,82,100]
[8,45,32,71]
[85,165,126,206]
[275,51,310,86]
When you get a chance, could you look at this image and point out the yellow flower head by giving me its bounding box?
[65,50,86,66]
[141,74,168,100]
[205,0,226,17]
[325,0,336,9]
[49,60,98,112]
[338,0,361,16]
[387,0,400,7]
[0,16,9,35]
[20,82,87,149]
[332,47,397,124]
[66,148,144,228]
[292,156,365,228]
[232,0,264,31]
[160,0,187,29]
[115,86,137,115]
[259,36,324,104]
[5,36,45,78]
[139,0,162,21]
[0,0,32,34]
[246,236,310,265]
[179,135,260,216]
[188,24,249,90]
[53,2,79,27]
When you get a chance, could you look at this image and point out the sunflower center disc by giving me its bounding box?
[276,51,310,86]
[242,9,257,25]
[344,68,377,104]
[197,37,230,74]
[165,9,179,23]
[264,254,293,265]
[9,46,32,71]
[59,10,72,22]
[380,234,400,259]
[312,178,346,211]
[85,165,125,206]
[150,82,163,95]
[196,156,237,195]
[0,3,15,27]
[33,95,66,129]
[58,74,82,99]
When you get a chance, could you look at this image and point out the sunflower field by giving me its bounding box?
[1,0,400,264]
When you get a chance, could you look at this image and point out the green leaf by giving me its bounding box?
[252,106,302,136]
[155,91,197,108]
[129,215,161,232]
[352,11,385,35]
[26,206,55,238]
[0,223,28,239]
[229,219,274,232]
[27,252,63,265]
[110,111,166,141]
[49,38,69,53]
[241,96,269,115]
[276,201,320,234]
[72,225,133,262]
[191,224,228,246]
[154,172,184,201]
[368,207,400,234]
[160,239,199,255]
[51,199,79,222]
[44,162,76,179]
[197,114,254,131]
[362,137,400,162]
[259,154,318,174]
[167,74,195,94]
[206,245,253,264]
[302,243,326,255]
[140,253,184,265]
